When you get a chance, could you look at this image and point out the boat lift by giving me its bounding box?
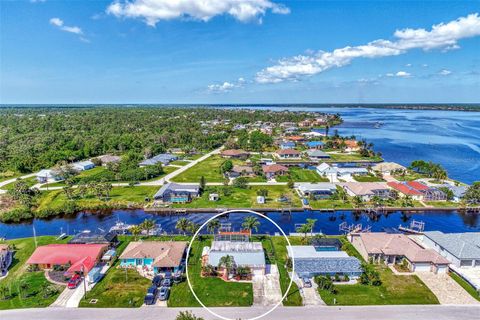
[398,220,425,234]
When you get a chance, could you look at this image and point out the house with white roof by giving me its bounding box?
[296,182,337,199]
[72,160,95,171]
[35,169,63,183]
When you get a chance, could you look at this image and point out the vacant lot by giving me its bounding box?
[277,167,328,183]
[172,155,243,183]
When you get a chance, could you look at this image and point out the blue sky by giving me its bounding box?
[1,0,479,104]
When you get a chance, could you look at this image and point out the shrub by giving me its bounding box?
[0,206,33,222]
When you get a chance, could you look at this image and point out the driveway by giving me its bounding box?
[451,266,480,292]
[252,265,282,306]
[291,273,325,306]
[416,272,479,305]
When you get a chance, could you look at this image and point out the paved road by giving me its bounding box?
[1,305,479,320]
[0,173,37,193]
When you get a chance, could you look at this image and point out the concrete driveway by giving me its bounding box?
[291,273,325,306]
[451,266,480,292]
[253,265,282,306]
[416,272,479,305]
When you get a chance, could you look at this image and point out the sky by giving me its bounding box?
[0,0,479,104]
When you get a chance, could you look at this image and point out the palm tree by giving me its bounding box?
[207,218,220,234]
[130,225,142,240]
[352,196,364,209]
[187,222,200,235]
[296,224,312,244]
[176,218,191,235]
[242,216,260,234]
[218,255,235,276]
[140,219,156,235]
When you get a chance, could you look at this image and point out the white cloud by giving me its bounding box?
[207,77,245,93]
[106,0,289,26]
[385,71,411,78]
[438,69,452,76]
[30,0,46,3]
[255,13,480,83]
[49,17,83,35]
[405,63,412,67]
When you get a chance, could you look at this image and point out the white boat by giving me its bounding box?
[109,221,133,234]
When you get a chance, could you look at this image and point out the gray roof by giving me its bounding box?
[297,183,337,193]
[294,257,362,275]
[440,184,468,198]
[140,153,177,166]
[306,150,330,158]
[154,183,199,198]
[206,241,265,268]
[424,231,480,259]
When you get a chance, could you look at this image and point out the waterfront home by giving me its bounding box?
[275,149,301,160]
[316,163,368,180]
[305,149,330,160]
[387,182,424,200]
[97,154,121,166]
[439,184,468,202]
[68,230,118,247]
[72,160,95,171]
[220,149,249,159]
[406,181,447,201]
[119,241,187,274]
[342,182,391,201]
[284,126,298,134]
[279,141,296,150]
[0,244,13,276]
[372,162,406,175]
[286,135,305,142]
[153,182,200,203]
[139,153,178,167]
[301,131,325,138]
[202,240,266,277]
[262,164,288,179]
[296,182,337,199]
[305,141,325,149]
[228,165,255,178]
[349,232,450,273]
[35,169,62,183]
[298,120,313,127]
[421,231,480,268]
[287,244,362,279]
[344,140,360,152]
[27,244,108,276]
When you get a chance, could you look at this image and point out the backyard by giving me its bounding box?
[172,155,244,183]
[0,236,69,310]
[276,167,328,183]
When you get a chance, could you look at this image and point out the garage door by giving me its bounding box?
[414,263,431,272]
[460,260,473,267]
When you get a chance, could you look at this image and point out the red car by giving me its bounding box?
[67,274,82,289]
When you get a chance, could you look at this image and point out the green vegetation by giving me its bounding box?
[353,174,384,182]
[327,153,383,162]
[276,167,328,183]
[0,236,69,310]
[172,185,301,209]
[449,272,480,302]
[409,160,448,181]
[169,237,253,307]
[463,181,480,205]
[170,160,191,166]
[172,155,241,183]
[309,199,354,209]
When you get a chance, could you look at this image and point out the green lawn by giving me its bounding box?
[36,186,159,212]
[276,167,328,183]
[425,201,459,208]
[1,177,37,191]
[309,199,354,209]
[450,272,480,302]
[172,185,301,209]
[327,153,383,162]
[353,174,384,182]
[393,171,427,181]
[172,155,242,183]
[169,237,253,307]
[270,236,303,306]
[318,239,439,306]
[169,160,191,166]
[0,236,69,310]
[0,171,22,183]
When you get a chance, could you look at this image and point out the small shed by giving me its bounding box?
[257,196,265,204]
[209,193,219,201]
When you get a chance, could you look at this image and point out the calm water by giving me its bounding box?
[0,209,478,239]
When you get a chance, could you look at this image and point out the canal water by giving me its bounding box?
[0,209,478,239]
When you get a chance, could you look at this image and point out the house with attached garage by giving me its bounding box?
[275,149,301,160]
[153,182,200,203]
[387,182,424,200]
[35,169,63,183]
[262,164,288,180]
[139,153,178,166]
[119,241,187,274]
[342,182,391,201]
[305,149,330,160]
[296,182,337,199]
[349,232,450,274]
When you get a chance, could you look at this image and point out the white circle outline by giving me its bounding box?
[185,209,295,320]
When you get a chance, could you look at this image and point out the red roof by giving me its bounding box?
[287,136,305,141]
[221,149,248,156]
[406,181,429,191]
[27,244,107,274]
[276,149,300,155]
[262,164,288,173]
[387,182,423,196]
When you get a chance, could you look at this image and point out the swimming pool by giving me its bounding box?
[314,246,339,252]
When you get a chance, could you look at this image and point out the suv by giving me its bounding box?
[144,286,158,305]
[158,286,170,301]
[302,277,312,288]
[152,275,163,287]
[67,274,82,289]
[161,277,172,287]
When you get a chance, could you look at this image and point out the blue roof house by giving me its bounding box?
[305,141,325,149]
[153,183,200,203]
[280,141,296,150]
[139,153,178,167]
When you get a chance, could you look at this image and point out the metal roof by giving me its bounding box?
[294,257,362,275]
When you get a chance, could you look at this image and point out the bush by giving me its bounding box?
[0,206,33,222]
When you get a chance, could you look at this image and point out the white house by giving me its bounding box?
[342,182,391,201]
[72,160,95,171]
[35,169,62,184]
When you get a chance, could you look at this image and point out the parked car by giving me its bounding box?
[302,277,312,288]
[161,277,172,287]
[67,274,82,289]
[173,273,183,284]
[158,286,170,301]
[144,286,158,305]
[152,275,163,287]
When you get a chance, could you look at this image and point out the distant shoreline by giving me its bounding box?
[1,103,479,112]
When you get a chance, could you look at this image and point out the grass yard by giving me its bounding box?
[169,160,191,166]
[450,272,480,302]
[276,167,328,183]
[353,174,384,182]
[393,171,427,181]
[172,155,239,183]
[425,201,459,208]
[0,171,22,183]
[36,186,159,212]
[270,236,303,306]
[327,153,383,162]
[309,199,354,209]
[172,185,301,209]
[2,177,37,191]
[169,237,253,307]
[0,236,69,310]
[318,239,439,306]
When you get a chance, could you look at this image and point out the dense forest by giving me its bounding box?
[0,106,329,173]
